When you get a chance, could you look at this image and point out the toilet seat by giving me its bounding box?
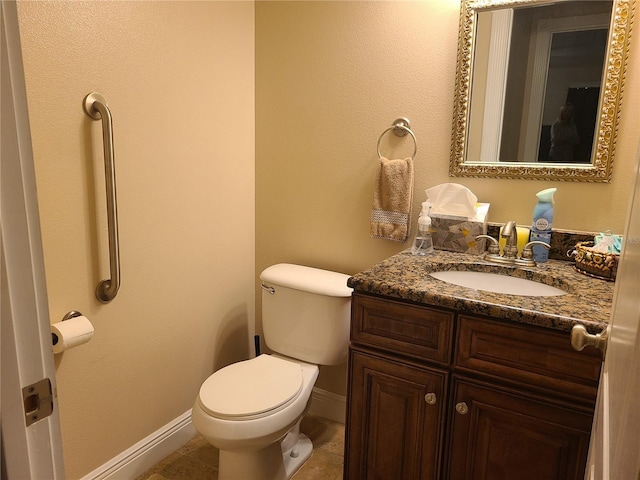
[198,355,303,420]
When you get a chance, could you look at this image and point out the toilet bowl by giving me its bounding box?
[192,355,319,479]
[191,264,352,480]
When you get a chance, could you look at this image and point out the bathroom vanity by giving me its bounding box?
[343,251,613,480]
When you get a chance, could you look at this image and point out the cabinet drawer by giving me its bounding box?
[351,293,454,365]
[455,315,602,402]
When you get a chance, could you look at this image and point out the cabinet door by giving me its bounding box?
[446,377,593,480]
[345,350,447,480]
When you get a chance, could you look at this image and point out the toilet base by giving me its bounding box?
[282,432,313,478]
[218,432,312,480]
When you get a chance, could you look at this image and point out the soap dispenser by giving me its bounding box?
[530,188,556,263]
[412,202,434,255]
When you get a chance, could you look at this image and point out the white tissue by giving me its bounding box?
[425,183,478,219]
[51,316,94,354]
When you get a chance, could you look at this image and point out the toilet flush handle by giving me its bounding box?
[261,283,275,295]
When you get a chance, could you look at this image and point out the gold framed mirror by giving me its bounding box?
[450,0,635,182]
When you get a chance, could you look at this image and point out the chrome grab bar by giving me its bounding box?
[84,93,120,303]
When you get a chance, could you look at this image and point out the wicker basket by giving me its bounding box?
[573,241,619,281]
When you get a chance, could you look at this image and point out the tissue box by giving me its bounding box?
[429,203,490,254]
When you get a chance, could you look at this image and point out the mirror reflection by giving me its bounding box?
[542,29,608,163]
[450,0,635,182]
[468,2,611,165]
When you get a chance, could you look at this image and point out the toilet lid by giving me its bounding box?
[198,355,303,420]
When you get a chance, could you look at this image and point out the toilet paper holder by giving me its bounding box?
[61,310,83,321]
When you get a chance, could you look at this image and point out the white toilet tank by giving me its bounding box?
[260,264,352,365]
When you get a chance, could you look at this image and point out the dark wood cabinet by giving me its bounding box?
[345,349,447,480]
[344,292,603,480]
[446,377,593,480]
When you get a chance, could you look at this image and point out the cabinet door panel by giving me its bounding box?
[345,350,446,480]
[447,378,592,480]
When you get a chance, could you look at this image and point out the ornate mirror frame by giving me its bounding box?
[450,0,635,182]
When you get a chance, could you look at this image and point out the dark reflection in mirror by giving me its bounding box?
[539,29,608,163]
[468,1,612,164]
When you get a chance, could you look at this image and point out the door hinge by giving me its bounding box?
[22,378,54,426]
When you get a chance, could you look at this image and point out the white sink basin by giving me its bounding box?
[430,270,566,297]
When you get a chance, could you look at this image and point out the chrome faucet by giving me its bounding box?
[476,221,551,267]
[501,220,519,260]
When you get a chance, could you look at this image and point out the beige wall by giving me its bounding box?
[18,1,255,477]
[16,0,639,476]
[256,1,640,394]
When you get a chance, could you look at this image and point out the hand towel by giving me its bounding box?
[370,156,414,242]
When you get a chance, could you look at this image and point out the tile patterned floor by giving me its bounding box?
[136,415,344,480]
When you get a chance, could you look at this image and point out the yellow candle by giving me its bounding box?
[517,227,531,254]
[499,226,530,255]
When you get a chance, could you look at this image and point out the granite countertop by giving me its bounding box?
[347,250,614,334]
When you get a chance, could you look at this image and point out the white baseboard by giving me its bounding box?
[80,409,197,480]
[308,387,346,424]
[80,389,344,480]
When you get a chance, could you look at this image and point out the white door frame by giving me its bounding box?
[522,13,610,162]
[1,1,65,477]
[585,141,640,479]
[477,8,513,163]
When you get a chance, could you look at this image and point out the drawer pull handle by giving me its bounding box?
[424,393,437,405]
[455,402,469,415]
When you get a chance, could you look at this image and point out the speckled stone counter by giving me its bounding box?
[347,250,614,334]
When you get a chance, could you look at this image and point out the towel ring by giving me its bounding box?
[377,118,418,159]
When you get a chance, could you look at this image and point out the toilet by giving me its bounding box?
[192,263,352,480]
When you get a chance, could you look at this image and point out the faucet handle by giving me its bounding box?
[476,235,500,255]
[521,241,550,259]
[512,241,551,267]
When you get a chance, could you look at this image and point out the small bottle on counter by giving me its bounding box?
[412,203,434,255]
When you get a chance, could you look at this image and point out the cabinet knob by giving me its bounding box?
[424,392,437,405]
[455,402,469,415]
[571,324,608,355]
